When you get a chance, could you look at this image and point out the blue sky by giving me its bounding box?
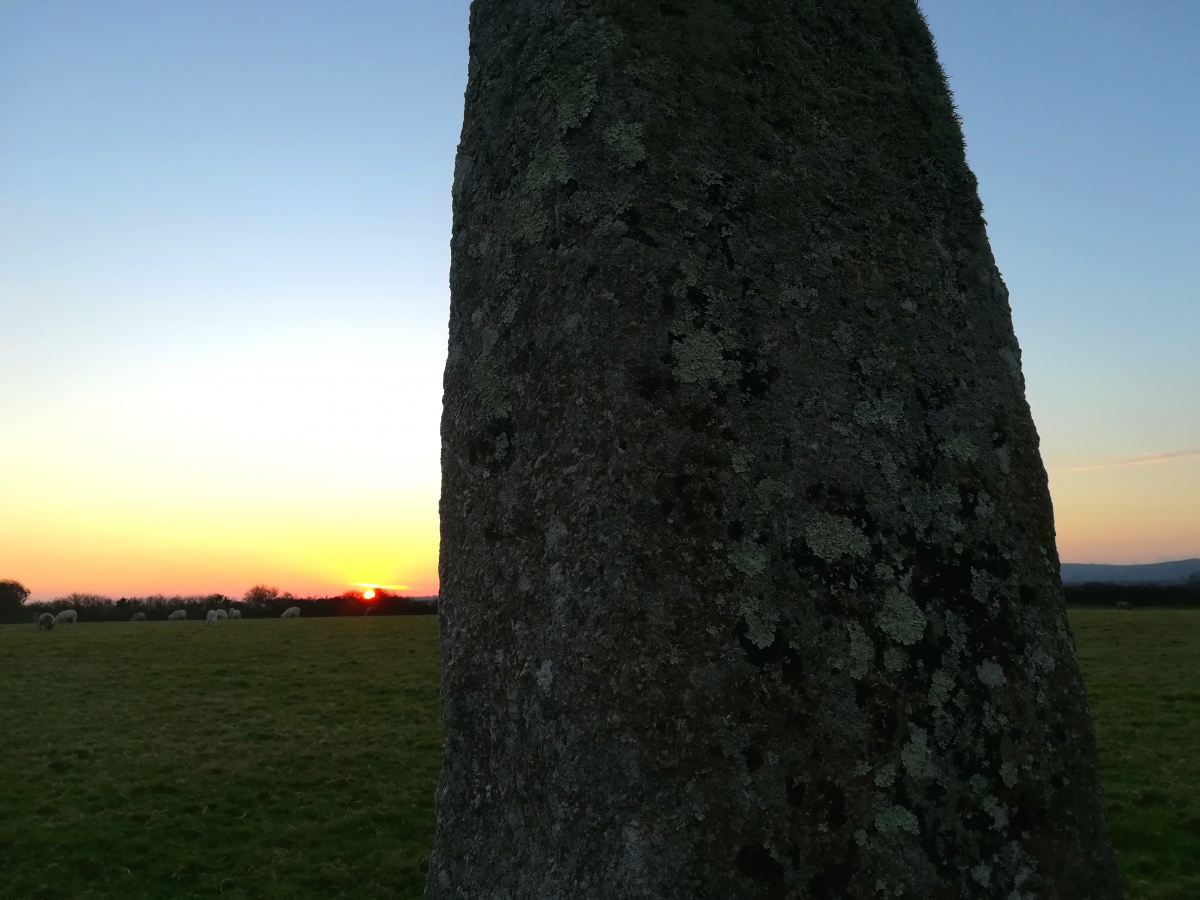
[1,1,1197,599]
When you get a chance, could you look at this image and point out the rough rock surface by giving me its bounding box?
[430,1,1122,897]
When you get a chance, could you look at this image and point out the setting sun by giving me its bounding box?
[362,588,376,601]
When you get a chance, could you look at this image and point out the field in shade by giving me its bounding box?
[0,617,441,899]
[0,610,1196,898]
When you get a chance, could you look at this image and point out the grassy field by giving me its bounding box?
[1073,609,1200,900]
[1,611,1196,898]
[0,617,441,899]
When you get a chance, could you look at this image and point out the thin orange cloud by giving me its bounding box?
[1052,447,1200,474]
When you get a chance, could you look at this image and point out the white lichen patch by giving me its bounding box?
[739,596,779,649]
[874,763,896,788]
[536,660,554,693]
[1030,646,1055,673]
[877,587,925,646]
[874,804,919,836]
[1000,762,1019,788]
[544,520,568,554]
[976,659,1006,689]
[729,541,767,577]
[804,513,870,561]
[602,122,647,170]
[970,863,992,888]
[501,297,518,325]
[982,794,1009,830]
[673,331,735,384]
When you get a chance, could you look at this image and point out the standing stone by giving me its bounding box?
[431,2,1122,897]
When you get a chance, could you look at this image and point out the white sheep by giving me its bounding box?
[130,612,146,622]
[206,609,219,627]
[39,612,54,630]
[54,609,78,625]
[168,610,187,621]
[281,606,300,619]
[214,609,228,620]
[229,609,242,620]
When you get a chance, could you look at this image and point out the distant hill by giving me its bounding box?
[1061,559,1200,585]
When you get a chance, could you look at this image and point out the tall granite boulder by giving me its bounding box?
[431,2,1122,897]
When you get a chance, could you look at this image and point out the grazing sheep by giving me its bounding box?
[281,606,300,619]
[206,609,219,627]
[214,609,228,620]
[39,612,54,630]
[1116,601,1132,611]
[54,609,78,625]
[229,609,241,620]
[130,612,146,622]
[168,610,186,621]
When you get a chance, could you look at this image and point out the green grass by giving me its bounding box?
[0,617,442,899]
[1071,609,1200,900]
[1,611,1196,898]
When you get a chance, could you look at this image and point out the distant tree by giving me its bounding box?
[1188,571,1200,585]
[243,585,280,604]
[0,580,30,623]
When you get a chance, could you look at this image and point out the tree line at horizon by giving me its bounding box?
[0,580,436,624]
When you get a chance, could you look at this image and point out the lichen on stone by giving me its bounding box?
[943,433,978,463]
[874,804,919,836]
[853,397,903,430]
[729,541,767,577]
[536,660,553,693]
[970,568,997,603]
[739,596,778,649]
[977,659,1006,689]
[804,513,870,561]
[877,587,925,645]
[883,645,907,673]
[901,728,930,779]
[602,122,647,170]
[673,330,735,384]
[928,670,955,709]
[470,357,511,422]
[550,66,598,131]
[845,622,874,679]
[513,144,572,245]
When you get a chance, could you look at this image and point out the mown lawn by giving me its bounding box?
[1,610,1196,898]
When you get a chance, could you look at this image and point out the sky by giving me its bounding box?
[1,2,1196,601]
